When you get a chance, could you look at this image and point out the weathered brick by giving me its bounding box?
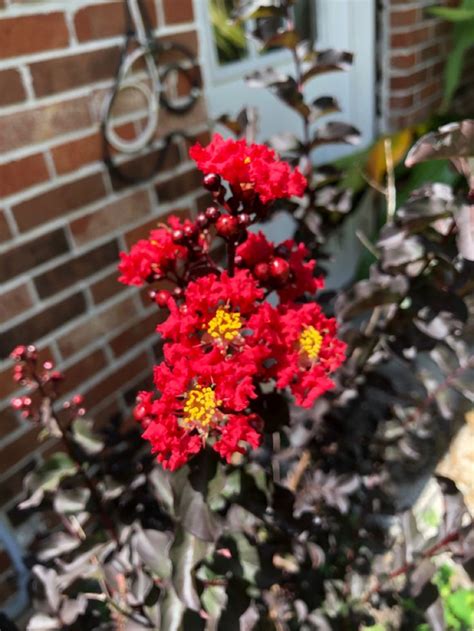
[390,27,431,48]
[124,207,191,247]
[160,30,199,56]
[74,0,157,41]
[110,142,181,191]
[0,228,70,283]
[0,97,92,153]
[83,352,149,409]
[390,52,418,70]
[0,153,49,198]
[389,94,415,110]
[70,190,151,246]
[34,240,119,299]
[31,46,120,97]
[0,292,87,356]
[109,312,160,357]
[390,68,428,91]
[390,8,420,27]
[12,172,107,232]
[0,210,12,244]
[51,123,134,174]
[61,349,108,395]
[90,269,127,305]
[155,167,202,202]
[0,13,69,59]
[162,0,194,24]
[0,427,40,475]
[0,68,26,106]
[0,283,33,322]
[57,296,137,359]
[0,407,20,441]
[51,131,103,175]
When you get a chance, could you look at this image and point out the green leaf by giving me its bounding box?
[427,7,474,21]
[53,487,90,514]
[71,418,104,455]
[20,453,77,509]
[170,527,210,611]
[134,527,172,578]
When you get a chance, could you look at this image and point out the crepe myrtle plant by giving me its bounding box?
[7,125,474,631]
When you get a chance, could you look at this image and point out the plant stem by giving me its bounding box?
[365,528,463,600]
[31,370,120,545]
[227,239,236,277]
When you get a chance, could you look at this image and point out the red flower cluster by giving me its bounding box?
[118,216,207,287]
[190,134,307,203]
[117,135,345,470]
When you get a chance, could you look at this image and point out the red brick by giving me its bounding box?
[0,427,40,475]
[34,240,119,299]
[391,52,417,70]
[57,296,138,359]
[0,210,12,244]
[0,407,20,441]
[31,46,120,97]
[83,352,149,409]
[0,97,92,153]
[0,228,70,284]
[390,68,428,91]
[51,123,134,174]
[12,172,107,233]
[420,80,442,101]
[390,8,420,27]
[0,13,69,59]
[61,349,108,395]
[389,94,415,110]
[0,153,49,198]
[155,167,202,202]
[391,27,431,48]
[0,68,26,106]
[74,0,157,41]
[90,269,127,305]
[109,312,160,357]
[124,207,191,247]
[0,283,33,322]
[70,189,151,246]
[0,292,87,356]
[161,30,199,56]
[110,142,181,191]
[162,0,194,24]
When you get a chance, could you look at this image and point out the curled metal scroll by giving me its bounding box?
[101,0,202,183]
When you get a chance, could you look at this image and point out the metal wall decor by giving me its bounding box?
[101,0,202,183]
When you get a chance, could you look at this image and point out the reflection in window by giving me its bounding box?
[209,0,248,65]
[209,0,316,67]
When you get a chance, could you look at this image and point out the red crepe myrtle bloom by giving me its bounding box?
[118,216,198,286]
[274,303,347,408]
[189,134,307,203]
[158,270,277,365]
[237,231,323,302]
[134,352,262,470]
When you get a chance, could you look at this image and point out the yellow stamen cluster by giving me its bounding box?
[299,326,323,360]
[183,385,221,428]
[207,307,242,342]
[244,156,251,164]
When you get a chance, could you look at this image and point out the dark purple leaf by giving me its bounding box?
[405,120,474,167]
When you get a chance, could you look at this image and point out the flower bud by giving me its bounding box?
[269,257,290,284]
[216,215,240,240]
[203,173,221,191]
[205,206,220,222]
[196,212,209,228]
[254,262,270,281]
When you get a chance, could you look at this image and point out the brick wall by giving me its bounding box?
[380,0,469,131]
[0,0,208,614]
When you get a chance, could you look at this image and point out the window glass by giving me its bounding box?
[209,0,249,65]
